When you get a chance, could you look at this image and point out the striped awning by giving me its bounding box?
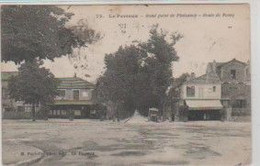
[185,100,223,110]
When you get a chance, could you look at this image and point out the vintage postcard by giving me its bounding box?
[1,4,251,166]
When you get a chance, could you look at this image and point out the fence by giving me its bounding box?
[231,108,251,116]
[2,111,46,120]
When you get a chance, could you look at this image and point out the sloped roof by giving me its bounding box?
[57,77,95,89]
[208,59,247,71]
[185,71,221,84]
[1,71,18,81]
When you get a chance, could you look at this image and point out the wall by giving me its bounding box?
[181,83,221,100]
[218,61,247,82]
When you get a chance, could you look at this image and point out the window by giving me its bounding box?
[73,90,80,100]
[231,70,236,79]
[186,86,195,97]
[57,110,61,115]
[82,91,89,97]
[74,110,81,116]
[213,86,216,92]
[58,90,66,98]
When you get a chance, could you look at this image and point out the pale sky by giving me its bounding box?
[1,4,250,83]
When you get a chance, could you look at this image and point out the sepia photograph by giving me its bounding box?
[1,4,251,166]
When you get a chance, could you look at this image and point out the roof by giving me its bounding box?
[57,77,95,89]
[185,71,221,84]
[207,62,225,73]
[1,71,18,81]
[208,58,248,71]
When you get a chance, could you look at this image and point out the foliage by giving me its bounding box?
[8,60,59,120]
[1,5,101,64]
[96,45,146,118]
[8,60,59,104]
[169,73,190,100]
[136,25,181,116]
[96,25,182,118]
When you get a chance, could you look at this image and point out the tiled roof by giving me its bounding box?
[185,71,221,84]
[57,77,95,89]
[1,71,18,81]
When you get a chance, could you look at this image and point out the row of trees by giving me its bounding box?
[95,25,183,118]
[2,6,185,121]
[2,6,101,120]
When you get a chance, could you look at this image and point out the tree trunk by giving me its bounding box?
[32,103,36,121]
[69,109,74,121]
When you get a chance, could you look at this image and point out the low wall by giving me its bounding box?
[2,111,46,120]
[2,111,31,119]
[231,108,251,116]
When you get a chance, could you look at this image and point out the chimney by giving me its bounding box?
[74,73,77,78]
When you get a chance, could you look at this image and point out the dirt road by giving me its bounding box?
[2,119,251,166]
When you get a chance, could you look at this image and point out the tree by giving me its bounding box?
[8,60,59,121]
[96,45,146,119]
[96,25,182,118]
[166,73,190,118]
[137,25,182,116]
[1,5,101,64]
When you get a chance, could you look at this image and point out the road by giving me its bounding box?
[2,118,251,166]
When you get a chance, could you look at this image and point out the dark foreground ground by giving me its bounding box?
[2,118,251,166]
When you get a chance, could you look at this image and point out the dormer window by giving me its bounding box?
[231,70,236,79]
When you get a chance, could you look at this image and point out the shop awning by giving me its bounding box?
[185,100,223,110]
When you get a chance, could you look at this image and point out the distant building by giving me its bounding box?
[206,58,251,115]
[206,58,250,84]
[49,76,98,118]
[2,72,98,119]
[176,58,250,121]
[179,71,223,120]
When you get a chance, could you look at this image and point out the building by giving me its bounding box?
[176,58,250,121]
[207,59,251,115]
[2,72,98,119]
[206,58,250,84]
[179,72,223,121]
[49,76,98,119]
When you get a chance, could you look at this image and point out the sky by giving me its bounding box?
[1,4,250,83]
